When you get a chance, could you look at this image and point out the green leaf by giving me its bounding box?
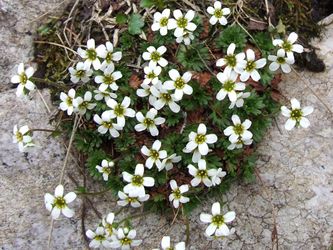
[176,44,210,72]
[216,25,247,52]
[140,0,154,8]
[128,13,145,35]
[116,13,128,24]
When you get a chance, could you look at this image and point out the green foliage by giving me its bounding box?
[243,92,266,115]
[116,14,128,24]
[86,149,109,178]
[162,108,183,127]
[119,31,135,50]
[140,0,167,8]
[183,195,201,216]
[128,14,145,35]
[114,132,136,152]
[252,32,274,55]
[181,81,211,111]
[260,68,274,86]
[242,154,257,183]
[75,129,103,153]
[216,25,247,52]
[176,44,210,72]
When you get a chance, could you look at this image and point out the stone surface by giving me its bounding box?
[0,1,332,249]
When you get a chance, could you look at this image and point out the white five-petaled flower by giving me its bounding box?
[224,114,253,144]
[281,98,313,130]
[96,41,122,69]
[153,236,186,250]
[229,92,251,109]
[94,89,117,103]
[110,227,142,249]
[227,137,253,151]
[102,212,117,237]
[175,31,195,45]
[216,70,245,102]
[142,46,168,68]
[169,9,197,37]
[93,111,122,137]
[59,88,76,115]
[188,159,215,187]
[216,43,245,75]
[159,153,182,171]
[96,159,114,181]
[11,63,35,97]
[86,227,112,249]
[200,202,236,237]
[135,108,165,136]
[141,140,167,169]
[268,49,295,73]
[169,180,190,208]
[209,168,227,186]
[151,9,174,36]
[117,190,150,208]
[106,96,135,127]
[44,184,77,219]
[122,164,155,197]
[143,64,162,85]
[184,123,217,157]
[13,125,33,151]
[150,85,181,113]
[13,125,34,152]
[94,64,122,92]
[77,38,103,70]
[73,91,96,115]
[164,69,193,100]
[207,1,230,26]
[68,62,93,83]
[273,32,304,60]
[239,49,267,82]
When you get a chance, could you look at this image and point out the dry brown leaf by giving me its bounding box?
[192,72,212,86]
[129,74,142,89]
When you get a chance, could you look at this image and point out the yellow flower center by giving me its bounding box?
[225,55,236,67]
[114,104,125,117]
[223,80,235,92]
[143,118,154,127]
[54,196,66,209]
[86,49,97,60]
[212,214,225,226]
[151,51,161,62]
[233,124,244,136]
[177,17,188,28]
[120,237,132,245]
[160,17,169,27]
[149,149,159,159]
[245,60,256,71]
[195,134,206,144]
[214,9,223,18]
[132,175,144,186]
[174,77,185,89]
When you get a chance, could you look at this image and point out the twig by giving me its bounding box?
[47,219,54,249]
[34,40,78,55]
[37,89,51,113]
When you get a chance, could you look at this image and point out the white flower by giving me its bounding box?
[86,227,112,248]
[44,184,76,219]
[122,164,155,197]
[209,168,226,186]
[96,41,122,69]
[239,49,267,82]
[281,98,313,130]
[229,92,250,109]
[153,236,185,250]
[136,82,157,103]
[59,88,76,115]
[175,31,195,45]
[142,46,168,68]
[110,227,142,249]
[273,32,304,60]
[207,1,230,26]
[150,85,181,113]
[188,159,214,187]
[141,140,167,169]
[96,159,114,181]
[200,202,236,237]
[169,9,197,37]
[135,108,165,136]
[159,153,182,171]
[102,212,117,237]
[13,125,34,152]
[169,180,190,208]
[184,123,217,156]
[77,38,103,70]
[216,71,245,102]
[223,115,253,144]
[268,49,295,73]
[94,89,117,102]
[143,64,162,85]
[164,69,193,100]
[11,63,35,97]
[117,190,150,208]
[68,62,93,83]
[151,9,174,36]
[93,112,122,137]
[227,138,253,150]
[106,96,136,127]
[216,43,245,75]
[94,64,122,92]
[73,91,96,115]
